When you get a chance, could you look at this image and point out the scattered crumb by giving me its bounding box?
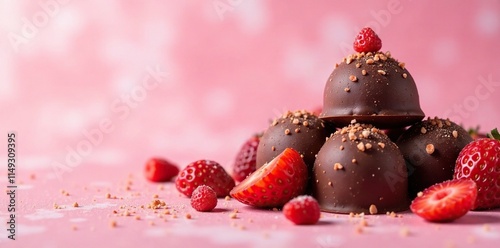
[354,225,363,234]
[483,224,491,232]
[135,215,141,220]
[152,194,159,199]
[225,196,231,201]
[400,227,410,237]
[73,202,79,208]
[185,213,192,219]
[229,212,238,219]
[109,220,117,228]
[369,204,378,215]
[105,193,112,199]
[417,192,423,197]
[359,219,368,227]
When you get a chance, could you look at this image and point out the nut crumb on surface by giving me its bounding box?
[73,202,79,208]
[185,213,192,219]
[109,220,117,228]
[229,212,238,219]
[400,227,410,237]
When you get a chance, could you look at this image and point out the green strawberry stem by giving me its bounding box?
[487,128,500,140]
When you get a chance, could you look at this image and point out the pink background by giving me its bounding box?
[1,1,500,247]
[1,0,499,171]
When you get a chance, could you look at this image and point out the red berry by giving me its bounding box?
[353,27,382,53]
[230,148,308,208]
[175,160,235,197]
[454,133,500,210]
[283,195,321,225]
[232,134,261,182]
[410,179,477,222]
[191,185,218,212]
[144,158,179,182]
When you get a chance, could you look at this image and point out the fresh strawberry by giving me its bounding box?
[410,179,477,222]
[144,157,179,182]
[232,134,261,182]
[283,195,321,225]
[353,27,382,53]
[230,148,308,208]
[175,160,235,197]
[454,128,500,210]
[467,126,488,140]
[190,185,218,212]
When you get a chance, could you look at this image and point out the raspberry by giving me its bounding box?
[283,195,321,225]
[353,27,382,53]
[190,185,218,212]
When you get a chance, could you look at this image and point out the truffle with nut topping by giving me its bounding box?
[396,117,473,197]
[313,122,409,214]
[320,51,425,128]
[256,110,334,177]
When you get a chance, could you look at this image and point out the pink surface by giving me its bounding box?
[1,0,500,247]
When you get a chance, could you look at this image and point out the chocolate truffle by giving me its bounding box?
[320,52,425,128]
[313,122,409,214]
[396,117,473,196]
[256,110,333,176]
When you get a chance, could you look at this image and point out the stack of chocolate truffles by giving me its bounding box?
[313,29,426,214]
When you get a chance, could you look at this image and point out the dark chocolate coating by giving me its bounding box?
[396,117,473,197]
[320,52,425,128]
[256,110,333,177]
[313,123,409,214]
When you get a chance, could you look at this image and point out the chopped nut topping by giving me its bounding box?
[303,121,309,127]
[361,69,367,76]
[377,70,386,75]
[426,144,435,154]
[361,130,370,138]
[366,58,374,64]
[365,143,372,150]
[292,118,299,125]
[294,128,300,133]
[417,192,423,197]
[452,130,458,138]
[357,142,366,152]
[398,62,406,69]
[344,87,350,92]
[341,137,347,142]
[229,212,238,219]
[377,142,385,149]
[334,163,344,170]
[271,146,276,151]
[284,129,291,135]
[348,132,357,141]
[328,182,332,186]
[421,127,427,134]
[402,73,408,79]
[73,202,79,208]
[369,204,378,215]
[352,159,357,164]
[339,145,344,150]
[349,75,358,82]
[355,63,361,68]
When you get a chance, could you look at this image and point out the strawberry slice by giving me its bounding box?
[410,179,477,222]
[230,148,308,208]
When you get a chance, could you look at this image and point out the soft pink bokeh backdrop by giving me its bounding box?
[1,0,499,173]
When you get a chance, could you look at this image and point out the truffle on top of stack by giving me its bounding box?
[314,27,425,213]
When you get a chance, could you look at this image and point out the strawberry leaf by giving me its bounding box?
[487,128,500,140]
